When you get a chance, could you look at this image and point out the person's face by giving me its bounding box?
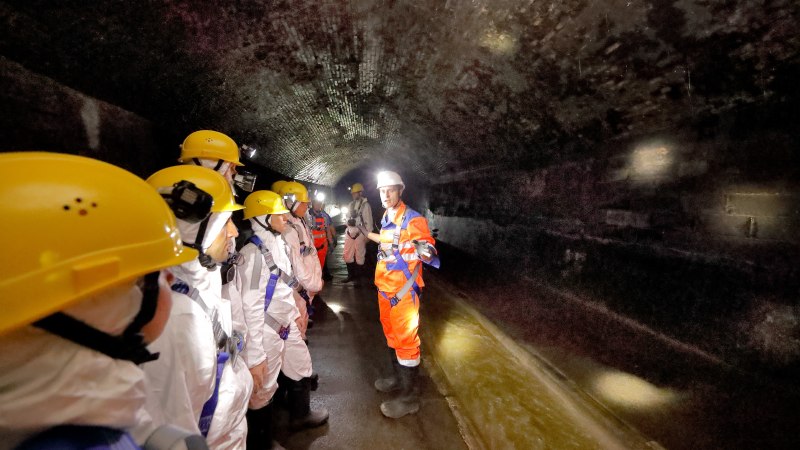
[294,201,309,217]
[379,186,402,209]
[312,200,323,212]
[140,270,174,344]
[206,218,238,263]
[351,191,362,201]
[269,212,290,234]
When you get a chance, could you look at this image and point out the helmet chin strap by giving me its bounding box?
[254,215,279,235]
[32,272,162,365]
[184,215,218,270]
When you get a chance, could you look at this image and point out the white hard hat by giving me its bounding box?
[376,171,405,189]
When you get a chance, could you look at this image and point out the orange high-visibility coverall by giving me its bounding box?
[374,201,436,366]
[310,211,329,268]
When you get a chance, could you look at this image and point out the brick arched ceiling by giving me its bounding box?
[2,0,797,185]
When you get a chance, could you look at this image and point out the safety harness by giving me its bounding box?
[346,197,367,238]
[287,219,315,257]
[170,279,243,438]
[248,235,310,340]
[377,209,440,308]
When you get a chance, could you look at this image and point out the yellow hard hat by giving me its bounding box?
[0,152,198,335]
[270,180,288,193]
[178,130,244,166]
[278,181,310,203]
[350,183,364,193]
[147,165,244,213]
[243,190,290,219]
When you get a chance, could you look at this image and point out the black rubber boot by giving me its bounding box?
[374,348,401,393]
[380,365,420,419]
[322,263,333,281]
[274,372,291,409]
[246,403,284,450]
[288,376,329,430]
[354,263,370,286]
[342,263,356,283]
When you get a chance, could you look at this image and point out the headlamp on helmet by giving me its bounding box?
[233,171,257,192]
[157,180,213,223]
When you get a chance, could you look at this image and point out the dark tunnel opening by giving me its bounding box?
[2,1,800,448]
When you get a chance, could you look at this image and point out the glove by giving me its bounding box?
[412,240,434,260]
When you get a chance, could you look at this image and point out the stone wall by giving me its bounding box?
[0,57,170,176]
[425,103,800,375]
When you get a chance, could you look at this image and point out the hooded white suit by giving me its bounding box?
[239,220,313,409]
[143,212,253,450]
[0,285,156,449]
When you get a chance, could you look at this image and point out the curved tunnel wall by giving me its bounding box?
[1,0,799,381]
[424,103,800,375]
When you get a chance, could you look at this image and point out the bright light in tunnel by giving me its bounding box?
[340,206,349,215]
[241,144,257,159]
[315,191,326,202]
[480,29,517,55]
[593,370,680,409]
[630,145,673,179]
[327,205,341,217]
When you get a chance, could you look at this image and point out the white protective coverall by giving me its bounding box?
[144,212,253,450]
[0,284,156,449]
[284,215,323,336]
[239,221,313,408]
[343,196,373,265]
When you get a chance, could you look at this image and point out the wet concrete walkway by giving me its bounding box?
[435,246,800,450]
[276,238,469,449]
[279,236,658,449]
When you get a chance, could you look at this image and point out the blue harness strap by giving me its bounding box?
[169,279,232,438]
[198,351,230,437]
[16,425,141,450]
[249,235,283,311]
[378,210,429,307]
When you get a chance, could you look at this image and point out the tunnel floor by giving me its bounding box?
[281,235,800,449]
[274,238,469,450]
[435,248,800,450]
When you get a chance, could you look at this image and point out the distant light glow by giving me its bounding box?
[340,206,349,215]
[631,145,673,178]
[480,29,517,55]
[241,144,257,159]
[315,191,326,202]
[593,371,680,409]
[326,205,341,217]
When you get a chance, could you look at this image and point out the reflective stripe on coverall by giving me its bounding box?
[309,211,329,268]
[375,201,438,366]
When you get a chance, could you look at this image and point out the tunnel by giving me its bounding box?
[1,0,799,449]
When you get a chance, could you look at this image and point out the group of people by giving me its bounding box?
[0,129,439,450]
